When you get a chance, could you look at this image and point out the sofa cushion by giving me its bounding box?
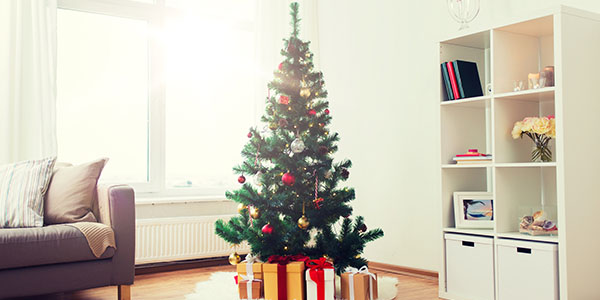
[0,224,114,270]
[0,157,57,228]
[44,158,108,224]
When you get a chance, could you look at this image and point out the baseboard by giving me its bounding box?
[368,261,438,280]
[134,255,243,275]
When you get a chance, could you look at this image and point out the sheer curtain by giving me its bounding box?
[0,0,57,164]
[253,0,320,121]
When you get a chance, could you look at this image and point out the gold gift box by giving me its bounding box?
[238,280,261,300]
[237,262,264,280]
[263,261,305,300]
[340,272,378,300]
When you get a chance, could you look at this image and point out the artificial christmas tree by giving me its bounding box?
[215,2,383,273]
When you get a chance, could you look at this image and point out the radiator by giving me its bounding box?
[135,215,250,264]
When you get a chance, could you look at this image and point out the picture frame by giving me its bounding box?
[453,191,494,229]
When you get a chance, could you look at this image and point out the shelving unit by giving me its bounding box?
[437,6,600,300]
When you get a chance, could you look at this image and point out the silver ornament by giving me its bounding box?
[290,137,305,153]
[254,171,263,186]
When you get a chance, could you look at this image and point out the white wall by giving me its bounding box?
[316,0,600,272]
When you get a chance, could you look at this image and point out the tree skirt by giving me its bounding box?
[185,271,398,300]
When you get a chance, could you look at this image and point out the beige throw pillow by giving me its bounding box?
[44,158,108,224]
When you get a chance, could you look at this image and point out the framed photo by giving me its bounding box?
[453,191,494,229]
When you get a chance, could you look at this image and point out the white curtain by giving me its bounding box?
[253,0,320,123]
[0,0,58,164]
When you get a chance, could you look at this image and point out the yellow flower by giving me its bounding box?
[521,117,535,132]
[532,117,551,135]
[547,118,556,138]
[512,121,523,139]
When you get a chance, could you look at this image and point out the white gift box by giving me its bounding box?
[305,268,335,300]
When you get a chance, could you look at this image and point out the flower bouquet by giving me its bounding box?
[512,115,556,162]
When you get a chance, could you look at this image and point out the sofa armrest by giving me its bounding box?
[97,184,135,285]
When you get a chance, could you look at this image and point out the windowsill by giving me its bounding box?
[135,193,231,205]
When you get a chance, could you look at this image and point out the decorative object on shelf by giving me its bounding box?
[519,210,558,236]
[453,192,494,229]
[542,66,555,87]
[453,149,492,164]
[513,80,524,92]
[447,0,480,30]
[512,115,556,162]
[528,72,541,89]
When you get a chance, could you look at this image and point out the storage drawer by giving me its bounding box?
[445,233,495,300]
[496,239,558,300]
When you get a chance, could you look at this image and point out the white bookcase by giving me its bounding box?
[437,6,600,300]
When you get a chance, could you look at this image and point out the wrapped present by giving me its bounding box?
[236,254,263,299]
[341,266,378,300]
[305,257,335,300]
[237,254,264,280]
[238,276,261,300]
[264,254,309,300]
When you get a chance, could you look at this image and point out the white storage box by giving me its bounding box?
[445,233,495,300]
[496,239,558,300]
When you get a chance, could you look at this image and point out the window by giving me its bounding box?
[56,0,257,197]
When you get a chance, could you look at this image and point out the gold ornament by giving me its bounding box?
[300,87,311,98]
[355,254,361,259]
[315,92,319,97]
[284,245,289,251]
[237,203,247,214]
[229,252,241,265]
[269,123,278,130]
[298,215,310,229]
[249,206,261,219]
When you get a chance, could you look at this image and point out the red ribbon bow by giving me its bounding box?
[267,254,309,300]
[307,258,334,300]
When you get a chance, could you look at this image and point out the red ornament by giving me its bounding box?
[324,109,330,115]
[318,146,329,155]
[262,223,274,234]
[279,95,289,105]
[238,175,246,184]
[308,109,317,116]
[247,132,252,138]
[313,197,324,209]
[341,168,349,179]
[278,62,283,71]
[281,172,296,186]
[358,223,367,232]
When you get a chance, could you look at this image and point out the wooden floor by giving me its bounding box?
[12,265,440,300]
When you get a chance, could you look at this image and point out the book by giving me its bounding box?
[446,61,460,100]
[453,156,492,161]
[452,61,466,98]
[456,160,492,165]
[453,60,483,98]
[441,63,454,100]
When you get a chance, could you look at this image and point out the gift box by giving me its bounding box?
[239,279,261,300]
[263,255,308,300]
[341,266,378,300]
[305,258,335,300]
[237,261,264,280]
[236,254,263,299]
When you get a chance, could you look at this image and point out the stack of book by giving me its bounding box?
[453,149,492,165]
[441,60,484,101]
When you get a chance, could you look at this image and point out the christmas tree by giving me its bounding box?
[215,2,383,273]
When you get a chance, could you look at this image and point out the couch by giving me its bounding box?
[0,184,135,299]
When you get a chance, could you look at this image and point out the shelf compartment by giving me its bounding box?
[440,31,490,102]
[493,16,554,95]
[495,162,556,168]
[441,168,490,229]
[495,167,557,234]
[493,94,555,164]
[441,104,491,165]
[496,232,558,244]
[444,227,495,237]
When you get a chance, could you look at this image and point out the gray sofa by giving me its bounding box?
[0,184,135,299]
